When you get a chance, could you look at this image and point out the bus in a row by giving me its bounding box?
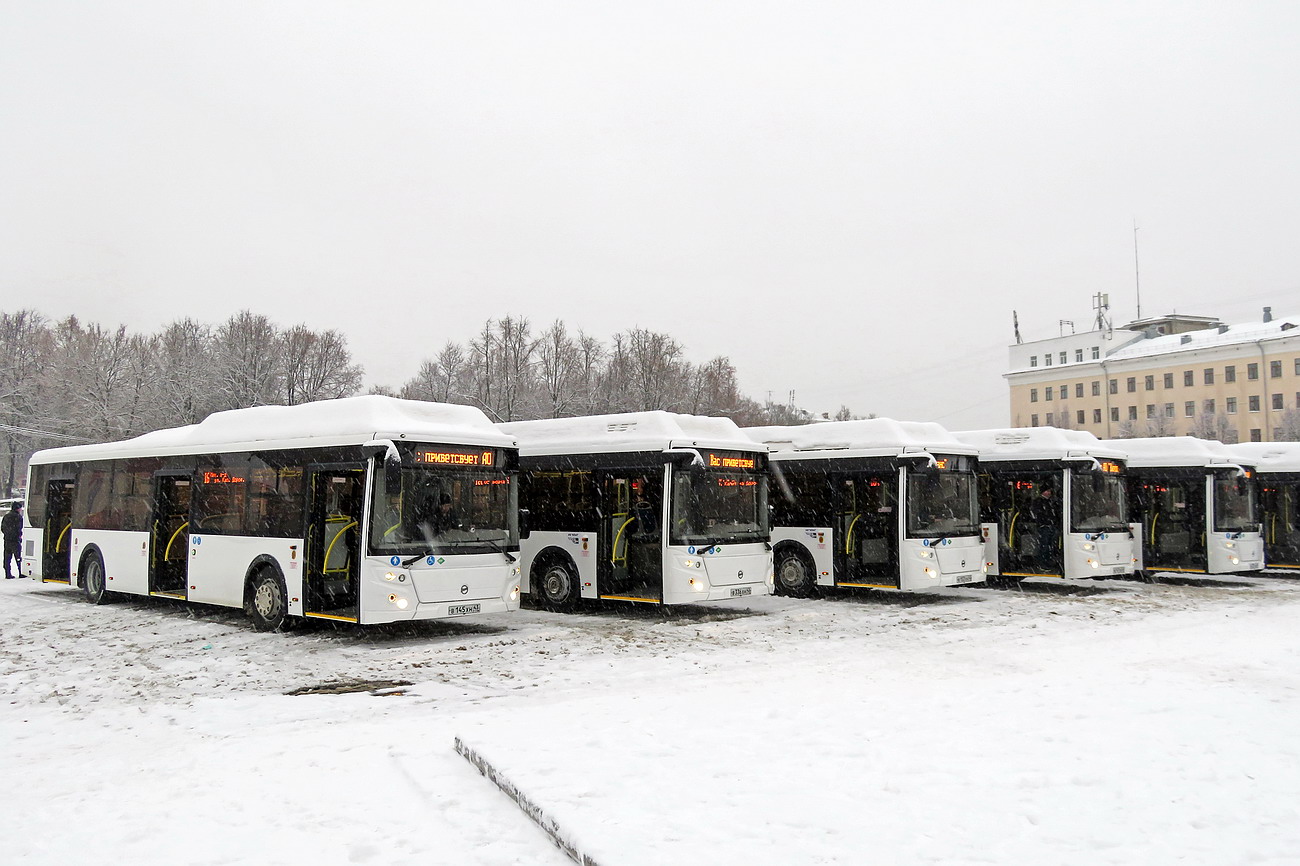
[22,396,523,629]
[1227,442,1300,570]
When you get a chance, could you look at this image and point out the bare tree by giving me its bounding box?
[212,311,282,409]
[281,325,363,405]
[1189,411,1234,442]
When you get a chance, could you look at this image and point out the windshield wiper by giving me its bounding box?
[480,537,517,563]
[402,547,438,567]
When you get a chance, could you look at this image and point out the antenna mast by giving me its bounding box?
[1092,292,1112,334]
[1133,219,1142,320]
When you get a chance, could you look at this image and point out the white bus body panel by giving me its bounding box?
[1064,531,1135,579]
[518,530,600,600]
[979,523,999,576]
[74,529,151,595]
[663,542,771,604]
[898,536,983,590]
[1207,531,1264,574]
[361,553,520,624]
[22,527,43,579]
[771,527,835,586]
[1129,523,1145,572]
[188,534,301,608]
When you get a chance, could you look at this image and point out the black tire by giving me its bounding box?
[82,550,111,605]
[535,556,580,612]
[247,566,289,631]
[774,547,817,598]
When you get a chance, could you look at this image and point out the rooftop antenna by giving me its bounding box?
[1092,291,1112,334]
[1133,219,1142,320]
[1013,310,1022,344]
[1059,319,1075,337]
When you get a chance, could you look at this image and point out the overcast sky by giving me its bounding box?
[3,1,1298,429]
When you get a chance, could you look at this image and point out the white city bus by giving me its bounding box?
[745,419,985,595]
[22,396,521,629]
[1100,436,1263,577]
[500,412,773,608]
[1227,442,1300,570]
[951,428,1137,585]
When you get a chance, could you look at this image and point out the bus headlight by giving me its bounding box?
[923,567,936,578]
[388,593,409,610]
[1230,555,1240,565]
[1082,543,1095,552]
[509,584,520,602]
[385,572,398,581]
[687,577,707,591]
[681,558,703,569]
[1088,559,1099,569]
[1224,541,1236,549]
[918,549,934,559]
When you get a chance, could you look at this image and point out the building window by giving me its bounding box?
[1030,388,1038,403]
[1091,381,1100,397]
[1249,395,1261,412]
[1204,399,1216,415]
[1224,365,1236,383]
[1030,355,1038,368]
[1110,407,1119,422]
[1127,377,1136,393]
[1144,375,1155,390]
[1295,358,1300,376]
[1227,396,1238,414]
[1164,403,1174,418]
[1248,363,1259,380]
[1075,382,1084,398]
[1146,404,1156,418]
[1091,346,1100,360]
[1059,351,1067,365]
[1271,360,1282,378]
[1044,354,1053,367]
[1250,429,1262,442]
[1185,401,1195,417]
[1075,349,1084,363]
[1031,414,1039,427]
[1076,410,1085,424]
[1205,368,1215,385]
[1128,406,1138,420]
[1093,408,1102,423]
[1045,412,1054,426]
[1225,430,1240,444]
[1163,372,1173,388]
[1184,370,1193,386]
[1045,386,1054,401]
[1296,392,1300,408]
[1272,393,1284,410]
[1109,379,1118,395]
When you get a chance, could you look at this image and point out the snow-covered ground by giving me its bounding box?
[4,572,1299,865]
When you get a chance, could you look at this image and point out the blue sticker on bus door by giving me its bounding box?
[390,555,401,566]
[427,556,437,565]
[688,546,696,554]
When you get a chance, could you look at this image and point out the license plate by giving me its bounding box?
[1112,566,1126,574]
[730,586,752,597]
[955,574,974,583]
[447,603,480,616]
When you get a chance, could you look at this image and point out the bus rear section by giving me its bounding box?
[503,412,773,610]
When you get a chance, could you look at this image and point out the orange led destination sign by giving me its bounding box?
[413,449,495,467]
[706,452,757,470]
[202,471,245,484]
[717,478,758,488]
[1098,461,1123,474]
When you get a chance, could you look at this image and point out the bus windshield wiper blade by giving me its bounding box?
[402,548,436,567]
[481,537,517,563]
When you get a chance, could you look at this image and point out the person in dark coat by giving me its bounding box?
[2,502,23,579]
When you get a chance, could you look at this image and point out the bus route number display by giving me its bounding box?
[413,448,495,467]
[706,451,757,470]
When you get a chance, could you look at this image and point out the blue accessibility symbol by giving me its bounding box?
[390,555,401,566]
[427,556,437,565]
[193,536,202,545]
[923,539,931,547]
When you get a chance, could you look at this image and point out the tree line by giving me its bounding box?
[1,310,847,493]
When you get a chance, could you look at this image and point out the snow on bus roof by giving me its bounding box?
[950,427,1127,462]
[744,418,976,457]
[1095,436,1253,469]
[500,412,760,456]
[1224,442,1300,473]
[32,396,514,463]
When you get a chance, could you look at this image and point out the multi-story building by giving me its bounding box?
[1007,308,1300,443]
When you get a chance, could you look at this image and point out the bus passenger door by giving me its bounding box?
[1144,479,1205,571]
[839,476,898,587]
[599,474,663,601]
[304,468,364,621]
[149,475,192,597]
[43,479,75,584]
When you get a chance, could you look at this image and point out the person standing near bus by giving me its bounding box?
[2,501,22,579]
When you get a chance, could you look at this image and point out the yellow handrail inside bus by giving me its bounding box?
[55,521,72,553]
[324,521,358,573]
[164,522,190,561]
[611,516,635,565]
[1149,512,1159,548]
[1008,511,1020,549]
[844,513,861,554]
[1268,514,1276,545]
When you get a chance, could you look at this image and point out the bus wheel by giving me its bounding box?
[248,567,288,631]
[536,559,579,612]
[774,549,816,598]
[82,551,111,605]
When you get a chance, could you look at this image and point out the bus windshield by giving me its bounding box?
[1070,469,1129,533]
[905,467,979,538]
[669,468,769,547]
[368,459,517,556]
[1214,470,1259,532]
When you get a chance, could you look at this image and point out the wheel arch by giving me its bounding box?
[242,554,286,612]
[529,545,576,591]
[76,543,105,590]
